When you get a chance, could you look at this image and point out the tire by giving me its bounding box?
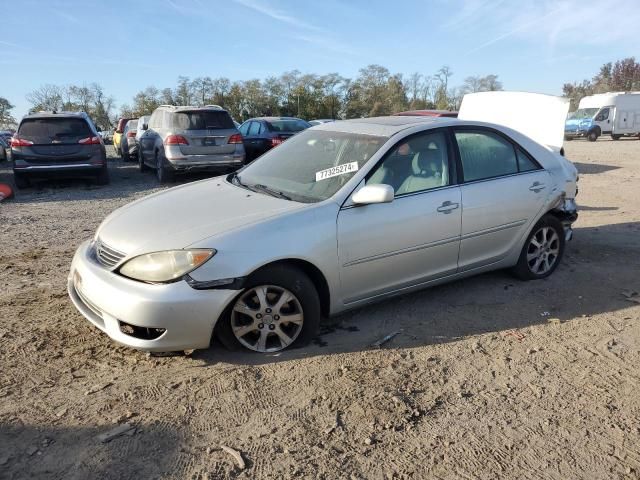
[611,134,622,141]
[95,165,110,185]
[13,172,29,189]
[155,152,174,184]
[587,130,598,142]
[564,135,573,141]
[216,265,321,353]
[512,214,565,280]
[138,149,148,172]
[122,147,130,162]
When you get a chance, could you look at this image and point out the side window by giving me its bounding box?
[367,131,450,196]
[239,122,250,136]
[148,111,160,129]
[595,107,609,121]
[248,122,261,136]
[162,111,172,129]
[455,131,518,182]
[517,148,540,172]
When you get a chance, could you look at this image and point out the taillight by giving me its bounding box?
[270,136,284,147]
[228,133,242,144]
[78,136,102,145]
[127,130,136,138]
[10,136,34,147]
[165,134,188,145]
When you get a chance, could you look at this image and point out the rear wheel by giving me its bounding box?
[512,215,565,280]
[138,149,148,172]
[95,164,110,185]
[216,265,321,353]
[156,152,174,184]
[564,135,573,141]
[13,172,29,189]
[611,134,622,140]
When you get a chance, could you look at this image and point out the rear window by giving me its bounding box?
[18,118,92,144]
[266,119,309,133]
[171,111,234,130]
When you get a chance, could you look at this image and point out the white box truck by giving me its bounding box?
[565,92,640,141]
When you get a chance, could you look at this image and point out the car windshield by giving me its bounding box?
[266,119,310,132]
[18,118,92,144]
[572,108,598,119]
[172,111,234,130]
[232,130,387,203]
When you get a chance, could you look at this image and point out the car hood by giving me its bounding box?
[459,92,570,152]
[96,178,305,256]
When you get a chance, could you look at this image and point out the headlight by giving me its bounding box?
[119,249,215,283]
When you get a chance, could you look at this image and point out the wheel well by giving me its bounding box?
[250,259,331,317]
[589,125,601,135]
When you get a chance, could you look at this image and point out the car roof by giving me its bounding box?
[249,117,306,122]
[158,105,229,113]
[314,116,454,137]
[22,111,89,120]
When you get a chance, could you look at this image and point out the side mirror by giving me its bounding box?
[351,184,394,205]
[141,123,148,130]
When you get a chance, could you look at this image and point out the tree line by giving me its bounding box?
[563,57,640,110]
[8,56,638,130]
[19,65,501,129]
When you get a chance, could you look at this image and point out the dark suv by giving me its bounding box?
[11,112,108,188]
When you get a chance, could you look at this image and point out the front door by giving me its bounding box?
[594,106,612,134]
[337,129,462,304]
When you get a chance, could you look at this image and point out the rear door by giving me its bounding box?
[15,117,98,163]
[173,110,237,156]
[453,128,550,271]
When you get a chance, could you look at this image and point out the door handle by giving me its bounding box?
[529,182,546,193]
[437,201,459,214]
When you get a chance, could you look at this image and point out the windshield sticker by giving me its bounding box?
[315,162,359,181]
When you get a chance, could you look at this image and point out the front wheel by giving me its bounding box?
[216,265,321,353]
[14,172,30,189]
[512,215,565,280]
[587,131,598,142]
[95,164,110,185]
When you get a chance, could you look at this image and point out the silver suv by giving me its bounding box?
[138,105,245,183]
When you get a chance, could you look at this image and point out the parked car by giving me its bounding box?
[239,117,310,161]
[135,115,150,150]
[393,110,458,118]
[0,137,8,161]
[0,130,14,143]
[11,111,108,188]
[309,119,335,126]
[120,118,138,162]
[99,130,113,144]
[564,92,640,141]
[113,117,132,156]
[138,105,245,183]
[68,92,578,354]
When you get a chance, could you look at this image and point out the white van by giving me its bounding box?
[565,92,640,141]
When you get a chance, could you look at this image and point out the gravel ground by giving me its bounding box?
[0,140,639,479]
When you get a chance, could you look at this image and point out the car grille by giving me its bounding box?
[95,240,126,268]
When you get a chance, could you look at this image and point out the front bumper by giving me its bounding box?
[67,240,238,352]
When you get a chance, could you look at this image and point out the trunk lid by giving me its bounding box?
[17,117,94,159]
[458,92,570,152]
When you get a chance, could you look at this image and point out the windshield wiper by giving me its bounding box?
[250,184,292,201]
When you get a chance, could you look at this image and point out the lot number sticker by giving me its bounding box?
[315,162,359,181]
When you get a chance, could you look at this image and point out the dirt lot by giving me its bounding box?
[0,139,639,480]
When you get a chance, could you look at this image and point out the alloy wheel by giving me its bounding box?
[526,227,560,275]
[230,285,304,352]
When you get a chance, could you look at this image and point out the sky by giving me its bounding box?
[1,0,638,119]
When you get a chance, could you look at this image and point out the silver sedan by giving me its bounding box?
[68,93,578,354]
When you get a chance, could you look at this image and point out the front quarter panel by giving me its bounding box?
[187,201,342,311]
